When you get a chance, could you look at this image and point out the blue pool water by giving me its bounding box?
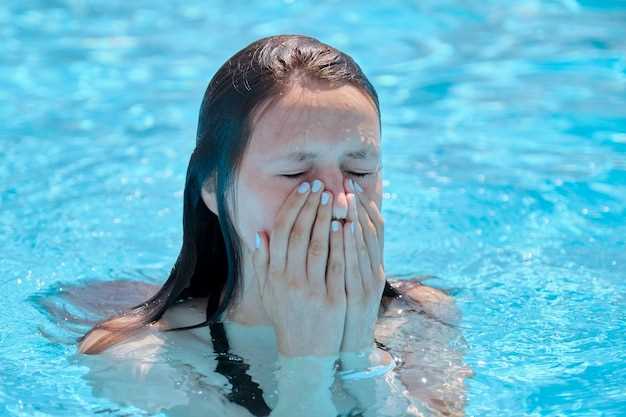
[1,1,625,416]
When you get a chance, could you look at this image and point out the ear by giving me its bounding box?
[200,179,218,216]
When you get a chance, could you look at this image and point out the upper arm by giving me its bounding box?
[385,277,460,325]
[382,278,470,416]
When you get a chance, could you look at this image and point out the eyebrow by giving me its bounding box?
[279,148,379,162]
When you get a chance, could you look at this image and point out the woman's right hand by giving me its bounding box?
[252,179,347,357]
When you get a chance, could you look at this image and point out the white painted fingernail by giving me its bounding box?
[332,220,340,232]
[350,222,355,234]
[298,182,310,193]
[321,191,330,205]
[312,179,322,192]
[255,232,260,249]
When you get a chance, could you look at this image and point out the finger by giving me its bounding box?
[269,181,312,274]
[253,230,268,295]
[343,218,363,297]
[286,179,324,282]
[353,182,384,260]
[355,192,382,272]
[352,179,384,237]
[327,219,346,304]
[349,194,374,291]
[345,180,358,225]
[308,190,333,293]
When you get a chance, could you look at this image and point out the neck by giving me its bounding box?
[223,245,273,326]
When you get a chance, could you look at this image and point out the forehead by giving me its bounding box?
[246,83,380,163]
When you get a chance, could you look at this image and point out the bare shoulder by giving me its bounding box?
[385,277,460,324]
[156,297,210,330]
[91,297,211,358]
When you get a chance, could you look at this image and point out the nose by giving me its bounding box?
[316,174,351,220]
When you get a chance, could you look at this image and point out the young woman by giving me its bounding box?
[75,34,467,417]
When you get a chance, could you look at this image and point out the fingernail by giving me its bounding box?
[332,220,340,232]
[321,191,330,205]
[298,182,310,193]
[350,222,355,234]
[255,232,260,249]
[311,179,323,192]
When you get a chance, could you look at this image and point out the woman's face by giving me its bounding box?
[206,81,382,253]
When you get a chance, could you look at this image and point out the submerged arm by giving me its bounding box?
[270,354,340,417]
[393,280,471,417]
[337,279,471,417]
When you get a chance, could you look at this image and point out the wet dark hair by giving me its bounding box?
[78,34,401,354]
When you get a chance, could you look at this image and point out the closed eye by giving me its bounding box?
[281,171,371,178]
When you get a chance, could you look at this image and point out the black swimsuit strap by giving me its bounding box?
[209,321,272,417]
[209,321,389,417]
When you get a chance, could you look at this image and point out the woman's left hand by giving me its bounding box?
[340,178,385,353]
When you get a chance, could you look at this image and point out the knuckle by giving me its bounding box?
[290,223,305,241]
[308,239,324,257]
[327,295,346,309]
[328,259,343,276]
